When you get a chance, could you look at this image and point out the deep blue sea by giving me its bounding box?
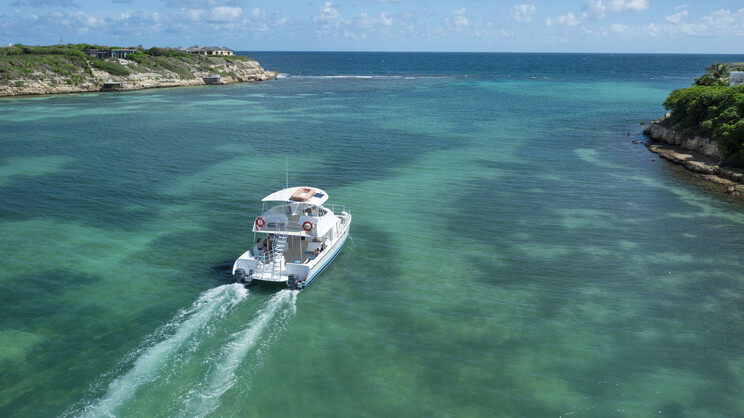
[2,52,744,417]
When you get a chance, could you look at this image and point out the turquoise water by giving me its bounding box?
[2,52,744,416]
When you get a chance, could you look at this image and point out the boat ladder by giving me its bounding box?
[271,233,288,280]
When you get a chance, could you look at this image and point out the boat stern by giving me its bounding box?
[232,250,259,283]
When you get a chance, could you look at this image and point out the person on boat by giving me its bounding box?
[260,235,272,252]
[307,247,321,262]
[304,206,313,216]
[256,238,265,252]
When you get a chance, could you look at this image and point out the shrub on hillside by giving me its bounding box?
[664,85,744,165]
[90,58,131,77]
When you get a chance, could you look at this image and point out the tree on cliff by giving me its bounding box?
[694,62,730,87]
[663,84,744,166]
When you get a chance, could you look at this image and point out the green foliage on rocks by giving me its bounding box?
[222,55,254,63]
[124,51,200,79]
[0,43,266,95]
[126,50,147,64]
[0,43,92,81]
[90,57,131,77]
[693,62,729,86]
[663,84,744,166]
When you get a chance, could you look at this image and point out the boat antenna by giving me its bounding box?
[285,156,288,189]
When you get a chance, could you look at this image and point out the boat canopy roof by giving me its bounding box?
[262,186,329,206]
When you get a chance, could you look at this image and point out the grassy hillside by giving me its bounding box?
[0,43,256,87]
[662,62,744,166]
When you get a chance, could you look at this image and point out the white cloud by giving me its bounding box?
[74,11,105,27]
[690,8,744,36]
[546,12,580,27]
[608,22,660,36]
[179,9,204,22]
[250,8,264,20]
[583,0,606,21]
[162,0,243,9]
[607,0,649,12]
[675,23,707,36]
[380,11,393,26]
[313,2,341,25]
[210,6,242,22]
[608,22,627,32]
[272,16,288,27]
[646,22,660,36]
[703,9,739,26]
[551,5,742,41]
[17,0,80,7]
[514,4,536,23]
[666,7,687,24]
[448,8,468,27]
[582,0,648,22]
[357,10,393,28]
[48,10,65,20]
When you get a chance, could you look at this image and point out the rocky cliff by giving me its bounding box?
[0,53,277,97]
[643,116,721,160]
[644,116,744,191]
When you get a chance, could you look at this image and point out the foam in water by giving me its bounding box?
[75,284,248,418]
[178,289,297,417]
[287,75,409,80]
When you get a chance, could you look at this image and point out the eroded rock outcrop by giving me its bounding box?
[0,56,277,97]
[643,116,721,159]
[643,115,744,190]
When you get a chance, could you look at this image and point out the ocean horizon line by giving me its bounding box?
[236,50,744,57]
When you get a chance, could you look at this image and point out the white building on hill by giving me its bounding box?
[730,71,744,86]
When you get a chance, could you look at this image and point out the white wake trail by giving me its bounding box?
[78,284,248,418]
[180,289,298,417]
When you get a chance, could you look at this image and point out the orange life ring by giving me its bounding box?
[255,217,266,228]
[302,221,313,232]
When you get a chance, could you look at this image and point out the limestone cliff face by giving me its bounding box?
[644,116,744,189]
[0,56,277,97]
[643,117,721,160]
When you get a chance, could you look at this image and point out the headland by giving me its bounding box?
[644,118,744,195]
[644,62,744,197]
[0,44,277,97]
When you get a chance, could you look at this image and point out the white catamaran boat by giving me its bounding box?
[232,187,352,290]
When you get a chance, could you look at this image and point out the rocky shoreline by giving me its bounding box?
[643,116,744,196]
[0,57,277,97]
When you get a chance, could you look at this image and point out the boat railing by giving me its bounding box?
[262,222,306,233]
[329,204,350,214]
[257,247,278,264]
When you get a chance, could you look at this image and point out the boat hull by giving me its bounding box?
[300,225,349,289]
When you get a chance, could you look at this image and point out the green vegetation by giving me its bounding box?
[125,51,200,79]
[222,55,254,63]
[90,57,130,77]
[662,63,744,166]
[0,43,98,82]
[693,62,728,86]
[0,43,253,87]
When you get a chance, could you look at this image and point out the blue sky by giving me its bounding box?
[1,1,744,53]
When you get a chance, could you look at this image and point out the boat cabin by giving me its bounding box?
[252,187,341,264]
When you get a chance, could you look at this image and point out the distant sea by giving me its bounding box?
[2,52,744,417]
